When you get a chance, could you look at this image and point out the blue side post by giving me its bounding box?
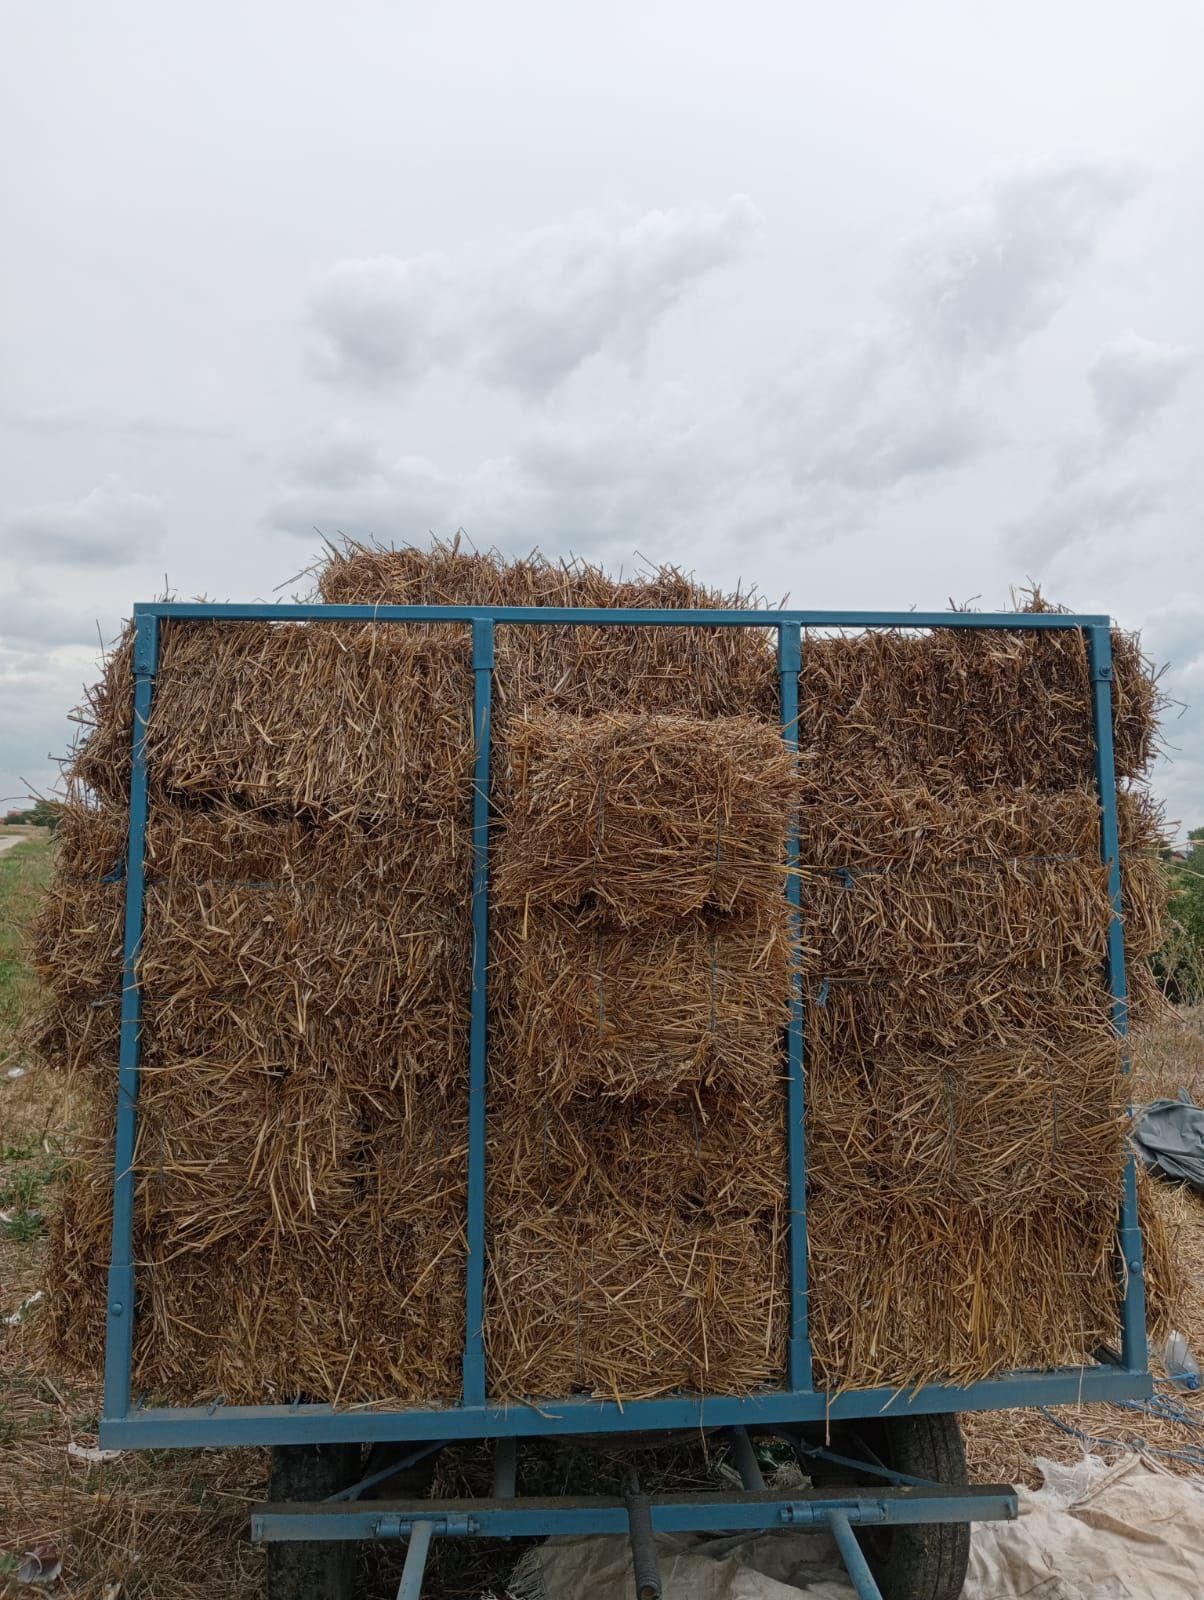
[462,617,494,1406]
[396,1520,436,1600]
[827,1510,886,1600]
[778,622,812,1393]
[1087,623,1148,1376]
[103,609,158,1420]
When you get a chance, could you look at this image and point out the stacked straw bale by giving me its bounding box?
[789,629,1167,1386]
[487,712,798,1398]
[36,620,478,1404]
[35,538,1169,1405]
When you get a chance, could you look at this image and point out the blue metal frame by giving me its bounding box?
[778,623,812,1392]
[98,601,1150,1452]
[462,618,494,1406]
[1088,624,1148,1368]
[249,1483,1019,1541]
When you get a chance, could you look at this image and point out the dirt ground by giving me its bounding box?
[3,830,1203,1597]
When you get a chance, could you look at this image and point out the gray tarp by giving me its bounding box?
[1133,1095,1204,1193]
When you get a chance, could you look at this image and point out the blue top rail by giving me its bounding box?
[136,601,1111,629]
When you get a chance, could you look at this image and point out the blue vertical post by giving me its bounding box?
[779,622,813,1393]
[1087,623,1148,1376]
[103,610,158,1420]
[463,617,494,1405]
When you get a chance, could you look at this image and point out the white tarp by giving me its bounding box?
[510,1454,1204,1600]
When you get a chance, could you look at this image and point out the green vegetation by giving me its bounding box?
[1158,827,1204,1003]
[0,835,54,1051]
[2,798,63,830]
[0,836,60,1252]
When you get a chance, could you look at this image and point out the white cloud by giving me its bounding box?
[307,197,760,394]
[0,476,165,566]
[895,159,1139,365]
[1089,331,1195,442]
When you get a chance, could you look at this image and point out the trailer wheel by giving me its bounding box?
[266,1443,361,1600]
[805,1413,971,1600]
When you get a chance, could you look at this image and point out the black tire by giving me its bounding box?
[266,1443,361,1600]
[805,1413,970,1600]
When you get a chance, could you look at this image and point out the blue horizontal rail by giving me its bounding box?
[249,1484,1018,1543]
[100,1363,1150,1450]
[134,600,1108,629]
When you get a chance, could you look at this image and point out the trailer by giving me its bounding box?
[95,600,1150,1600]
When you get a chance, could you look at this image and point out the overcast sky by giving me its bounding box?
[2,2,1202,829]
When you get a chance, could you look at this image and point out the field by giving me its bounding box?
[3,830,1204,1597]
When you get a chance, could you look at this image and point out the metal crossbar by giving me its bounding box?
[99,603,1149,1452]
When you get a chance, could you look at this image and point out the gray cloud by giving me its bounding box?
[896,159,1139,366]
[1004,477,1162,568]
[1089,331,1195,442]
[1,411,231,441]
[308,198,759,394]
[0,586,112,650]
[779,353,988,491]
[1141,595,1204,679]
[0,476,165,566]
[0,638,100,803]
[1142,596,1204,832]
[268,399,780,568]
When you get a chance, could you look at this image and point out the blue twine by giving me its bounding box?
[1037,1380,1204,1472]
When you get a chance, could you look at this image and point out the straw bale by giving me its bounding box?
[317,536,778,718]
[49,1083,467,1404]
[799,619,1158,789]
[130,1218,466,1404]
[55,790,471,900]
[802,971,1117,1067]
[808,1191,1121,1390]
[801,860,1113,982]
[493,711,799,924]
[73,620,475,817]
[29,879,470,1090]
[1138,1163,1181,1344]
[484,1206,786,1401]
[28,881,124,998]
[796,776,1162,871]
[493,907,793,1103]
[140,884,468,1066]
[45,1145,116,1374]
[23,992,121,1079]
[488,1089,786,1220]
[805,1036,1125,1214]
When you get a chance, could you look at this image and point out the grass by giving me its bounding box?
[0,833,54,1051]
[1,838,70,1263]
[4,829,1204,1593]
